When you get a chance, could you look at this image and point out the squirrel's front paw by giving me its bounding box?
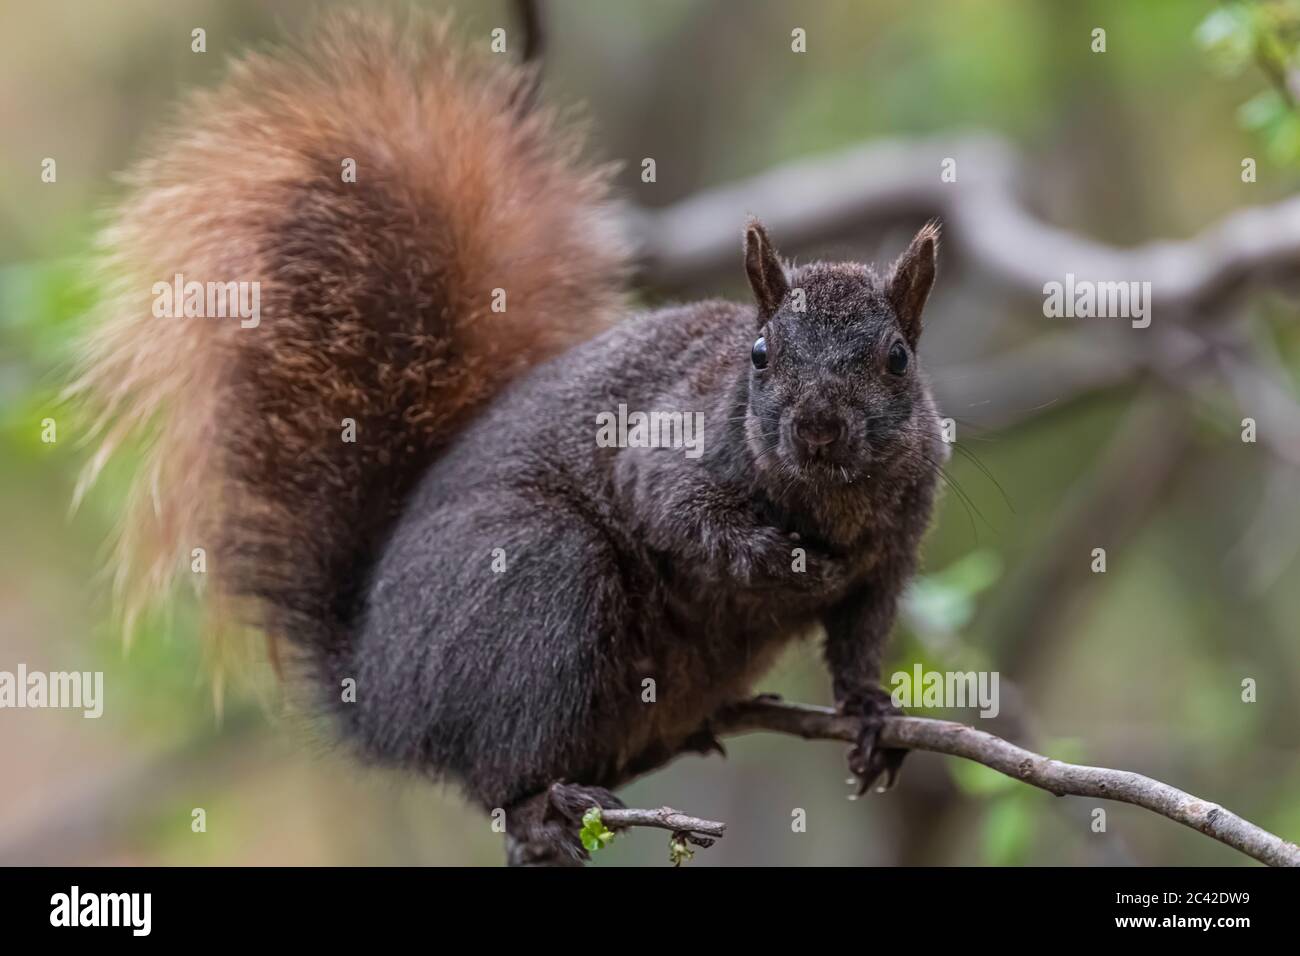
[729,525,804,585]
[706,522,845,590]
[839,686,908,796]
[785,531,851,591]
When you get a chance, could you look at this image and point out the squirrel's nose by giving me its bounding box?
[793,413,846,451]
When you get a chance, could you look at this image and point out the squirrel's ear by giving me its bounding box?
[887,221,940,345]
[745,218,790,322]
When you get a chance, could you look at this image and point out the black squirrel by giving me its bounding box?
[75,11,946,865]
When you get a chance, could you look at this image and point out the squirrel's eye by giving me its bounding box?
[887,341,909,376]
[751,336,768,370]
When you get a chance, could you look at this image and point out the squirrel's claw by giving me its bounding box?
[841,688,909,796]
[697,734,728,759]
[848,730,907,795]
[682,723,727,759]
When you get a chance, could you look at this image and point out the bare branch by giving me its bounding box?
[628,133,1300,314]
[602,807,726,847]
[711,697,1300,868]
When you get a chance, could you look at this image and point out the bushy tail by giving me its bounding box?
[69,10,627,673]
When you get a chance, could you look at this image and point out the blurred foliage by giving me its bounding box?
[905,549,1003,638]
[1198,0,1300,164]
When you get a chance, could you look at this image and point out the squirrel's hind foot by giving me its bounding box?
[841,686,909,796]
[504,782,624,867]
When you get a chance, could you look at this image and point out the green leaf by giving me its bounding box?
[1239,89,1289,131]
[578,807,615,852]
[904,549,1003,635]
[668,835,694,867]
[1195,5,1256,74]
[1236,90,1300,164]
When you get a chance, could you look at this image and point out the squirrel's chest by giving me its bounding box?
[606,538,875,772]
[646,546,869,679]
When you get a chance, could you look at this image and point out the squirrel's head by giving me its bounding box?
[742,218,942,491]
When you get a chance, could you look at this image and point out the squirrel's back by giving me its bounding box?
[72,10,627,672]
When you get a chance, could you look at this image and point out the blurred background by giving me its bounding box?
[1,0,1298,866]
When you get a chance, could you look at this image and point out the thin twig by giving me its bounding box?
[711,697,1300,867]
[602,807,726,847]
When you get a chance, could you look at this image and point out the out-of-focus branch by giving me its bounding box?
[712,697,1300,868]
[627,133,1300,313]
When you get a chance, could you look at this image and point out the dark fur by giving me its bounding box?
[347,225,946,859]
[79,12,945,864]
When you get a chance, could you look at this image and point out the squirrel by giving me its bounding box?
[74,10,946,865]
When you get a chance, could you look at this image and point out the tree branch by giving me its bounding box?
[628,133,1300,313]
[602,807,726,847]
[602,695,1298,866]
[705,697,1300,867]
